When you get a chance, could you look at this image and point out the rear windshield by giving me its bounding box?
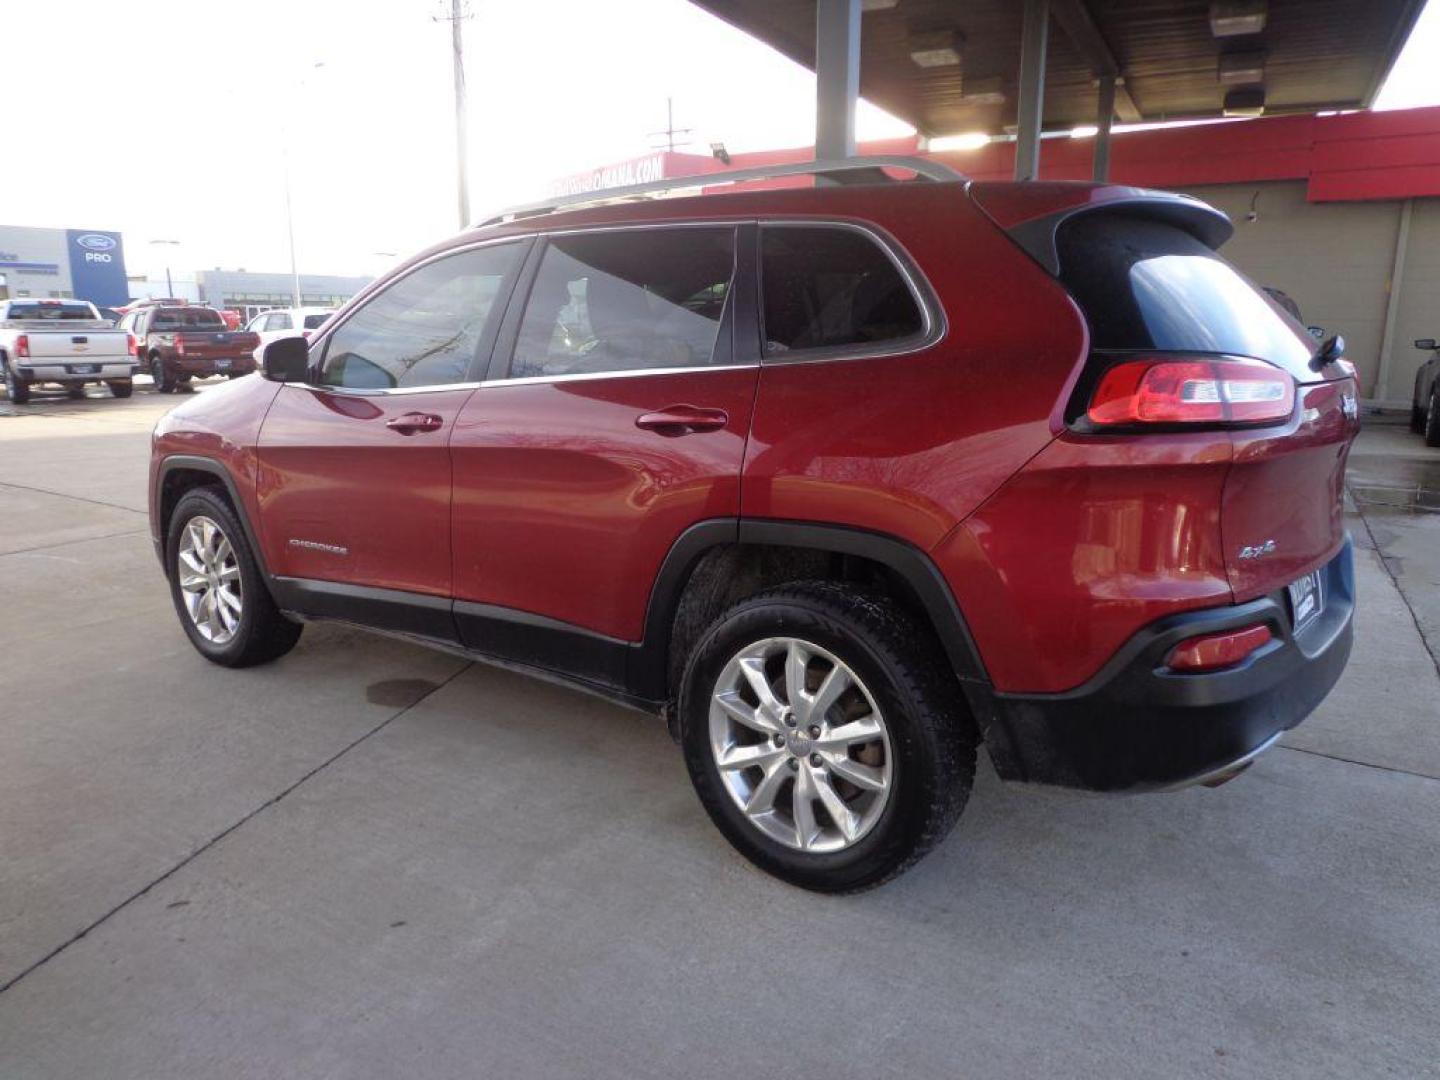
[1057,215,1313,368]
[6,302,95,320]
[152,308,225,330]
[302,313,331,329]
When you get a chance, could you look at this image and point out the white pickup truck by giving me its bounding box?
[0,299,138,404]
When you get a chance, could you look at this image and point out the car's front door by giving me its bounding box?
[449,224,758,677]
[256,240,528,624]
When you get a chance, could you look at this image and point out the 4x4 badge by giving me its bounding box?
[1238,539,1277,560]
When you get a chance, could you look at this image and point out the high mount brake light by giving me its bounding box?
[1087,358,1295,427]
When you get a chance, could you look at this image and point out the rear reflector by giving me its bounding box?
[1167,624,1272,672]
[1088,358,1295,426]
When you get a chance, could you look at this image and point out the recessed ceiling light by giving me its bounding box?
[1218,49,1267,84]
[910,30,964,69]
[1210,0,1268,37]
[1223,86,1266,116]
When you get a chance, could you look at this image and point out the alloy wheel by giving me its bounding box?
[709,636,893,853]
[177,515,243,644]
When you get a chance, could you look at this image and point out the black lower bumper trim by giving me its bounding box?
[983,537,1355,792]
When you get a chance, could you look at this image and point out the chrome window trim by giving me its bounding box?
[303,216,946,395]
[755,219,947,367]
[304,380,485,398]
[479,363,754,390]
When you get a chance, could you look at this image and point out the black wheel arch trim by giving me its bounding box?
[628,517,992,703]
[153,455,271,581]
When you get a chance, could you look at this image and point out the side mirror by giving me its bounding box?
[262,337,310,383]
[1415,338,1437,351]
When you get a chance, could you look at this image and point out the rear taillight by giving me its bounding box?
[1166,624,1272,672]
[1087,357,1295,427]
[301,330,312,339]
[175,335,186,357]
[15,334,29,358]
[127,333,138,356]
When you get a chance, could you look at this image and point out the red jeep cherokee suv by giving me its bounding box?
[150,161,1358,891]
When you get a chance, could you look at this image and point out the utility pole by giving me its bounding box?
[435,0,472,228]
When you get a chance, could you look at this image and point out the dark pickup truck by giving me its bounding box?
[120,305,260,393]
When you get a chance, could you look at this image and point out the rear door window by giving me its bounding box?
[509,227,736,379]
[759,225,926,356]
[1056,214,1314,373]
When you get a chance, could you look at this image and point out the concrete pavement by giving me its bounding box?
[1,384,1437,1079]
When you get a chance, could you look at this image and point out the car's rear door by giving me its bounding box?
[256,239,529,631]
[448,223,758,681]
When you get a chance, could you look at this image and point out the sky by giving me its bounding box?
[5,0,1438,281]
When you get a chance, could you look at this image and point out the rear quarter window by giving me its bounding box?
[1056,214,1313,368]
[760,225,928,356]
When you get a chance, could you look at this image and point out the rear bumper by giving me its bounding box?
[18,361,137,382]
[981,536,1355,792]
[161,356,256,377]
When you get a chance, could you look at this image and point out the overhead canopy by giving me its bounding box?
[690,0,1425,136]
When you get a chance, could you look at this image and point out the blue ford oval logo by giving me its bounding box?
[76,234,116,252]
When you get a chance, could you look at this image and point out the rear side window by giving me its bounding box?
[5,302,95,320]
[760,226,925,355]
[152,308,225,330]
[267,313,293,331]
[320,242,521,390]
[1057,215,1312,367]
[302,313,331,330]
[510,227,735,379]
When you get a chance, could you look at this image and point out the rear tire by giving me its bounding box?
[678,581,977,893]
[1426,390,1440,448]
[66,385,86,400]
[165,487,303,667]
[151,354,173,394]
[4,361,30,404]
[108,379,133,399]
[1411,404,1426,434]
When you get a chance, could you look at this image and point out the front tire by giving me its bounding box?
[108,379,133,399]
[165,487,302,667]
[679,581,977,892]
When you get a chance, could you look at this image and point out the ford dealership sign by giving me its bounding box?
[66,230,128,305]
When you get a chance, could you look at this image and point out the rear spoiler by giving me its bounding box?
[969,184,1234,277]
